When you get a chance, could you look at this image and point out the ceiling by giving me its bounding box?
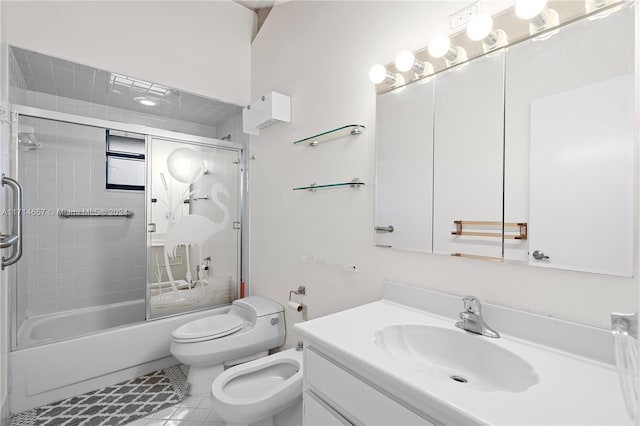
[10,46,242,127]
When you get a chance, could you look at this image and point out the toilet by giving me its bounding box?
[211,348,303,426]
[170,296,285,394]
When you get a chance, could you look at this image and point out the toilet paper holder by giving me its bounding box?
[289,286,306,301]
[288,286,306,313]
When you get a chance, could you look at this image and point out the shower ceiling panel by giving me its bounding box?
[10,46,242,126]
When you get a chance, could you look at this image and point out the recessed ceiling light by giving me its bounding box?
[134,97,156,106]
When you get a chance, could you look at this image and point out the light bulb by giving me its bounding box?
[428,34,451,58]
[395,51,416,73]
[467,14,494,41]
[369,64,388,84]
[515,0,547,20]
[134,97,156,106]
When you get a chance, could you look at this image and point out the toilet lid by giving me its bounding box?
[172,314,244,342]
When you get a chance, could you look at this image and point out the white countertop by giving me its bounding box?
[294,299,632,425]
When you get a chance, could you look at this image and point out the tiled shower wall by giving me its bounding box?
[13,89,219,139]
[16,116,146,323]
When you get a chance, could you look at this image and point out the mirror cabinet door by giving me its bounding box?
[504,6,634,276]
[432,52,505,259]
[375,80,435,252]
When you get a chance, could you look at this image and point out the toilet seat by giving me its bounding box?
[172,313,244,343]
[211,349,303,425]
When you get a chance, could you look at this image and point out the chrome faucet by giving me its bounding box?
[455,296,500,338]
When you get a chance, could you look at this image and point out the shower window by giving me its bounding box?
[106,130,145,191]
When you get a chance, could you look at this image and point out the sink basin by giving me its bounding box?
[374,324,538,392]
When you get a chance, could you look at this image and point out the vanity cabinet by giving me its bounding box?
[303,346,436,426]
[304,391,351,425]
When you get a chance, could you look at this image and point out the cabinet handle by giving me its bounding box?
[376,225,394,233]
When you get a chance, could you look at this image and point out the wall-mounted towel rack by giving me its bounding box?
[58,209,134,218]
[293,178,364,192]
[451,220,527,240]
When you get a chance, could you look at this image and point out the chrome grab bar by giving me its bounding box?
[1,174,23,269]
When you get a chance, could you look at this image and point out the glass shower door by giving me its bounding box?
[12,115,148,348]
[148,137,241,318]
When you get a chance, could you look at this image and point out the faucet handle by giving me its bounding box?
[462,296,481,314]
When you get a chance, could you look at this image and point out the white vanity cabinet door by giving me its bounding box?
[304,391,352,425]
[305,348,435,426]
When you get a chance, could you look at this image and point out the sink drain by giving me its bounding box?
[450,375,467,383]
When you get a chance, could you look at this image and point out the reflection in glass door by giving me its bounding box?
[148,138,241,318]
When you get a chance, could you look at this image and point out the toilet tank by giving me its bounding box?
[230,296,285,350]
[232,296,284,317]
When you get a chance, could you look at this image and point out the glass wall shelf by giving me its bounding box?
[293,178,364,191]
[293,124,365,146]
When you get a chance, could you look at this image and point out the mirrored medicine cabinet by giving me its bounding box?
[374,3,635,277]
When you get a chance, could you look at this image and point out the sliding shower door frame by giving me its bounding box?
[9,105,246,349]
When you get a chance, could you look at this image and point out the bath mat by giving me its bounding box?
[10,365,188,426]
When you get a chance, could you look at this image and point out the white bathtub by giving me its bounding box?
[10,302,230,413]
[17,300,146,347]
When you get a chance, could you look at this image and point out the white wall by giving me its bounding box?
[249,1,639,349]
[5,1,255,107]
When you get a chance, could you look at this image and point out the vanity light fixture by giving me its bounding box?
[369,64,397,85]
[515,0,559,37]
[389,73,407,93]
[394,51,434,77]
[428,34,468,67]
[466,14,508,53]
[585,0,622,19]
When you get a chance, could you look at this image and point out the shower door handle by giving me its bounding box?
[0,234,18,248]
[1,174,23,269]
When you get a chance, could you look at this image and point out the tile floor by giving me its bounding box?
[124,394,224,426]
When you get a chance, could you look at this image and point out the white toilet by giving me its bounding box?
[170,296,285,394]
[211,348,303,426]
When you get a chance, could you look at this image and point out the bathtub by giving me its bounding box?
[10,302,230,414]
[17,299,146,348]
